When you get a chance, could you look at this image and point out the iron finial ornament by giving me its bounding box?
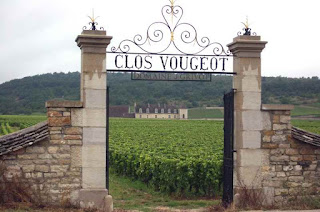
[110,1,231,56]
[237,16,257,36]
[82,9,104,31]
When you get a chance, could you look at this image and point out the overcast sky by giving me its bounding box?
[0,0,319,84]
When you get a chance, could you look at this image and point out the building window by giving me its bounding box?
[174,115,176,118]
[168,109,171,113]
[161,108,164,113]
[174,109,177,114]
[183,114,185,119]
[139,115,142,118]
[155,108,158,113]
[155,115,157,118]
[147,115,148,118]
[146,108,149,113]
[168,115,171,118]
[139,108,142,113]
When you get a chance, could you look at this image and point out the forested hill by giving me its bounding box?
[0,72,319,114]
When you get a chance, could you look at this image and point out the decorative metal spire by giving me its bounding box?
[237,16,256,36]
[83,9,104,31]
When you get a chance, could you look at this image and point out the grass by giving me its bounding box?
[292,106,320,117]
[188,108,223,119]
[110,168,220,211]
[292,119,320,135]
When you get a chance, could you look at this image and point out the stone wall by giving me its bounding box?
[260,105,320,204]
[0,100,83,204]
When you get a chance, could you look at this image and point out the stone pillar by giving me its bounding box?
[75,30,113,210]
[227,36,268,196]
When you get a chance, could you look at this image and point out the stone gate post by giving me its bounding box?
[75,30,112,209]
[227,36,268,197]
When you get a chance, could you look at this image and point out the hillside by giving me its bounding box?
[0,72,319,114]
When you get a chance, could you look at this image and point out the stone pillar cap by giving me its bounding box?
[75,30,112,48]
[227,36,267,58]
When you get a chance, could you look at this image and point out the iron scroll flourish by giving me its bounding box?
[110,4,231,56]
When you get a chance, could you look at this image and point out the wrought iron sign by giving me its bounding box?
[107,1,234,76]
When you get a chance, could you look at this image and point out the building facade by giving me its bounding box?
[135,104,188,119]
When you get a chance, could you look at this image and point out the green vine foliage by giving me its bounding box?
[110,118,224,196]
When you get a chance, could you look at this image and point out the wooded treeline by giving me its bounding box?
[0,72,319,114]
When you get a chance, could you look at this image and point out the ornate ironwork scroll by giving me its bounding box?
[110,3,231,56]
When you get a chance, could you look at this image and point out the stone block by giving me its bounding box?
[48,111,62,117]
[48,117,71,127]
[262,143,278,149]
[273,115,280,124]
[71,146,82,168]
[275,188,288,196]
[288,176,304,182]
[264,130,275,136]
[50,134,62,140]
[83,72,106,90]
[285,149,299,155]
[35,165,50,172]
[67,140,83,145]
[38,153,53,159]
[77,189,112,211]
[83,127,106,144]
[51,165,69,172]
[242,111,271,131]
[279,144,290,148]
[83,89,106,109]
[22,165,35,172]
[32,172,43,179]
[18,154,37,160]
[64,135,82,140]
[270,155,289,162]
[262,135,271,142]
[271,135,287,143]
[280,115,291,124]
[65,127,83,135]
[59,145,71,153]
[82,167,106,189]
[240,130,261,149]
[273,124,287,131]
[290,155,303,162]
[235,91,261,110]
[48,146,59,154]
[238,74,261,92]
[26,147,45,154]
[71,109,83,127]
[82,145,106,168]
[63,112,71,117]
[49,130,61,135]
[52,154,71,159]
[300,148,314,155]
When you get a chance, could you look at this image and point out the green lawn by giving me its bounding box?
[292,106,320,117]
[110,169,219,211]
[292,120,320,135]
[188,108,223,119]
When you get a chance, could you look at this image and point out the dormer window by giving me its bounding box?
[161,108,164,113]
[146,108,150,113]
[168,109,171,113]
[155,108,158,113]
[174,109,177,114]
[139,108,142,113]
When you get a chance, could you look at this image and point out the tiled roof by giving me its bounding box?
[292,126,320,147]
[0,121,49,156]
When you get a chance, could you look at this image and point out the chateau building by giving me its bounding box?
[135,103,188,119]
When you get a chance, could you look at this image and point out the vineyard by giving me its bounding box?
[109,118,224,196]
[0,115,46,136]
